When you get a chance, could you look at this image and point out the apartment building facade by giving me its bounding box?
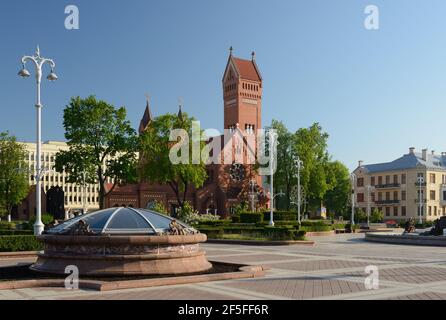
[20,141,103,214]
[353,148,446,222]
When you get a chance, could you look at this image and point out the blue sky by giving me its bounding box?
[1,0,445,170]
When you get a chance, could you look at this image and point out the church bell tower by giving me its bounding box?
[222,47,262,134]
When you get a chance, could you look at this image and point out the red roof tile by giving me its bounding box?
[232,57,261,81]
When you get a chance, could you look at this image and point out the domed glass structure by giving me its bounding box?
[46,207,196,235]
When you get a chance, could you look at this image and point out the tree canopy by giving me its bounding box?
[139,111,207,211]
[0,132,30,217]
[54,96,139,209]
[266,120,350,216]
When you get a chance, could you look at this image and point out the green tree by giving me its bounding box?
[55,96,139,209]
[0,132,30,218]
[356,208,367,223]
[293,123,330,212]
[370,208,384,223]
[139,112,207,211]
[324,161,351,217]
[265,120,297,210]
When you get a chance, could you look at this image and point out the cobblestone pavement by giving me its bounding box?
[1,233,446,300]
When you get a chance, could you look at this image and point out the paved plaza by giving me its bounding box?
[1,233,446,300]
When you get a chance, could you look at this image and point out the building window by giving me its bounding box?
[357,178,364,187]
[386,192,390,201]
[442,174,446,184]
[385,175,390,184]
[401,191,406,201]
[357,193,365,203]
[393,175,398,184]
[378,176,382,185]
[385,207,390,216]
[393,207,398,216]
[402,206,406,216]
[371,192,375,202]
[430,190,436,200]
[428,206,432,216]
[370,176,375,186]
[430,173,436,184]
[378,192,382,201]
[401,174,406,184]
[393,191,398,200]
[434,206,438,216]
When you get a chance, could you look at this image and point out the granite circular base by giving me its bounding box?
[31,234,212,276]
[365,232,446,247]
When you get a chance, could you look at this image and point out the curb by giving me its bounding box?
[205,239,314,246]
[0,251,39,258]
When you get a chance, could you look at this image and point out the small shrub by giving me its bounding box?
[240,212,263,223]
[231,215,240,223]
[0,235,43,252]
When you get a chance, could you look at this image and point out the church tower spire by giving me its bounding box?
[222,50,262,134]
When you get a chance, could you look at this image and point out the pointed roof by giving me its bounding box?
[139,99,153,134]
[223,49,262,82]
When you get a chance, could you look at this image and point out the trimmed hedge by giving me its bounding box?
[0,230,33,236]
[197,220,232,227]
[0,235,43,252]
[299,225,333,232]
[0,221,16,230]
[240,212,263,223]
[263,211,297,221]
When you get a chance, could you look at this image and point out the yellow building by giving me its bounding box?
[353,148,446,222]
[20,141,108,213]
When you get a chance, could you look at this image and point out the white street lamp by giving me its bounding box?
[417,176,424,224]
[366,185,375,227]
[294,156,303,224]
[350,173,356,225]
[18,46,58,235]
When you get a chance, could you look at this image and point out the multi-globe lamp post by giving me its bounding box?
[18,46,58,235]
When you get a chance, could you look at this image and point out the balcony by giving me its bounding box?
[374,183,401,189]
[375,200,400,205]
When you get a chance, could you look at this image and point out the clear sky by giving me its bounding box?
[1,0,445,171]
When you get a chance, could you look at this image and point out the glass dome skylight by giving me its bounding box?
[46,207,194,235]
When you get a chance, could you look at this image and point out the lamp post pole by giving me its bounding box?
[269,130,275,226]
[366,185,375,227]
[350,173,356,225]
[18,47,58,235]
[418,176,424,224]
[294,156,303,224]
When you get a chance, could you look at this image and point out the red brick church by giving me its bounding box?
[105,49,268,216]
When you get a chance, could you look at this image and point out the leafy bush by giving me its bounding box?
[355,209,367,223]
[0,235,43,252]
[240,212,263,223]
[177,203,220,225]
[147,200,168,214]
[331,223,347,230]
[370,209,384,223]
[25,213,55,230]
[263,211,297,221]
[0,221,16,230]
[231,215,240,223]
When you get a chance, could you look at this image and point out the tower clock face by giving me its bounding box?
[230,163,245,182]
